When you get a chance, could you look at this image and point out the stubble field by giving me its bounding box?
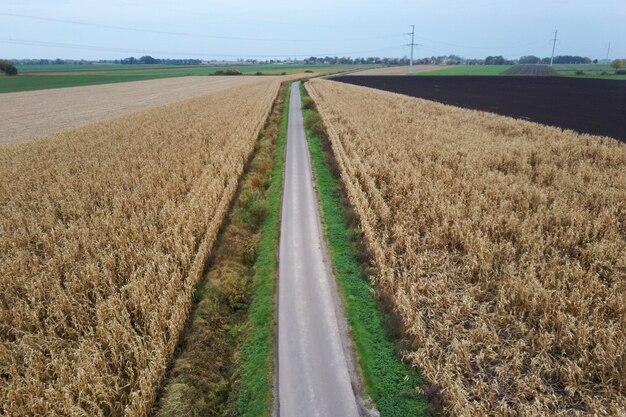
[306,79,626,416]
[350,65,443,76]
[0,76,280,144]
[0,78,281,416]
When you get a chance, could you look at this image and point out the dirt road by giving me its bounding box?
[277,82,360,417]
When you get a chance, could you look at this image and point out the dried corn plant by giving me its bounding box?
[0,79,281,416]
[306,79,626,416]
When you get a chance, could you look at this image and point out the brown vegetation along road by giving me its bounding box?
[306,79,626,416]
[0,75,284,144]
[0,79,281,416]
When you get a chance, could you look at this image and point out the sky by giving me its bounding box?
[1,0,625,61]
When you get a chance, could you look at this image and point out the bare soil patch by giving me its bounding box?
[502,65,557,76]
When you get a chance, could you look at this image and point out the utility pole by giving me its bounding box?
[406,25,420,74]
[606,42,611,61]
[550,29,559,66]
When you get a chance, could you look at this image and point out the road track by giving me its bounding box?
[277,82,360,417]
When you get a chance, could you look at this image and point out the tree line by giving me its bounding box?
[303,55,597,66]
[118,56,203,65]
[7,54,617,69]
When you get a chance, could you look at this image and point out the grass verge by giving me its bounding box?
[154,83,288,417]
[232,82,290,417]
[300,83,432,416]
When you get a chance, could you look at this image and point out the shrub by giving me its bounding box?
[304,70,314,73]
[575,70,585,75]
[255,71,263,75]
[0,60,18,76]
[304,112,326,138]
[214,70,225,75]
[302,96,316,110]
[224,69,242,75]
[236,190,268,230]
[281,72,287,75]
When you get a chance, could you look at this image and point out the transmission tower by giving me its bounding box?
[550,29,559,66]
[406,25,421,73]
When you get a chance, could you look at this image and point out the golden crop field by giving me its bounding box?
[0,78,280,416]
[306,79,626,416]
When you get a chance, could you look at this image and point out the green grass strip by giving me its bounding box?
[234,85,290,417]
[300,83,430,417]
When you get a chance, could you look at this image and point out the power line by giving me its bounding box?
[0,37,403,58]
[0,12,404,43]
[412,35,547,51]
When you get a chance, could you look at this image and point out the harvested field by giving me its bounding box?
[0,76,282,144]
[350,65,443,76]
[0,79,281,416]
[502,65,557,76]
[335,75,626,142]
[306,79,626,416]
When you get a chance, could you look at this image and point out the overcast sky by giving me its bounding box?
[1,0,624,60]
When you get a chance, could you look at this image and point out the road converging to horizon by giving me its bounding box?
[277,82,360,417]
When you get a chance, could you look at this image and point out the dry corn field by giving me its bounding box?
[306,79,626,416]
[0,78,281,416]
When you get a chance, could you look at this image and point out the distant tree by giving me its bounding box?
[610,59,623,72]
[485,56,506,65]
[519,55,541,64]
[139,55,159,64]
[446,55,463,65]
[551,55,591,64]
[0,60,18,76]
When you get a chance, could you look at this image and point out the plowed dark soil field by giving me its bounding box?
[502,65,557,76]
[334,76,626,142]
